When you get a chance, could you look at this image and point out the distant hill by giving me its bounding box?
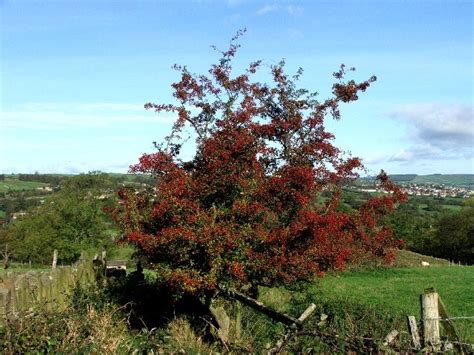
[386,174,418,182]
[411,174,474,187]
[358,174,474,187]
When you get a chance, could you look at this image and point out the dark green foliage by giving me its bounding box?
[388,201,434,252]
[388,197,474,264]
[423,206,474,264]
[0,194,43,218]
[326,189,473,264]
[0,173,118,264]
[17,173,63,186]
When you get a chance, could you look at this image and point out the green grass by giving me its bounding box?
[315,265,474,342]
[313,266,474,316]
[0,210,5,219]
[442,204,463,212]
[0,264,51,275]
[392,249,449,267]
[261,263,474,345]
[0,177,49,192]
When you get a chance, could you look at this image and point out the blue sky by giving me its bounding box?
[1,0,472,175]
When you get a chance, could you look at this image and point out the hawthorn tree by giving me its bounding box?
[114,31,406,299]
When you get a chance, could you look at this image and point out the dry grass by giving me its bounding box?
[166,317,216,354]
[1,303,137,354]
[60,304,133,353]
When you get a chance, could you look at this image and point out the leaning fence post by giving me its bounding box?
[437,294,468,354]
[421,288,440,350]
[269,303,317,354]
[52,249,58,269]
[407,315,421,350]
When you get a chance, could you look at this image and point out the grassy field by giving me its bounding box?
[0,177,49,192]
[261,261,474,345]
[0,263,52,275]
[314,266,473,317]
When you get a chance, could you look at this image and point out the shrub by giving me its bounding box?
[113,31,406,299]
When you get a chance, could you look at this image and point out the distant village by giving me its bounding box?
[354,182,474,199]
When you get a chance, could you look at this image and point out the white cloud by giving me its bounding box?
[256,5,279,15]
[365,103,473,170]
[1,102,176,130]
[385,103,473,162]
[388,104,473,147]
[286,5,303,15]
[256,4,303,16]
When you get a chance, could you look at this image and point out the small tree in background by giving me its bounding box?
[0,173,116,264]
[114,31,406,299]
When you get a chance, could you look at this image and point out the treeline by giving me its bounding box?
[18,173,64,185]
[339,190,473,264]
[16,172,155,186]
[0,196,43,218]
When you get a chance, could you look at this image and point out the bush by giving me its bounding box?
[115,31,406,300]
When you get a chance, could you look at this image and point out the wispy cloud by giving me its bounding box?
[389,104,473,147]
[382,103,473,163]
[256,5,279,16]
[286,5,303,15]
[227,0,247,5]
[1,102,176,130]
[23,102,146,112]
[256,4,303,16]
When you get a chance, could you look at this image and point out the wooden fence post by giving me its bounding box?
[421,288,440,350]
[269,303,317,354]
[407,315,421,350]
[52,249,58,269]
[235,301,242,340]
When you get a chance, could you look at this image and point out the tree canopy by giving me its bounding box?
[114,32,406,297]
[0,173,116,264]
[424,199,474,264]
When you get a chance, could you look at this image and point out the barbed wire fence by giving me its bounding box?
[216,287,473,354]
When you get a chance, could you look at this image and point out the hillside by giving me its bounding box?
[412,174,474,186]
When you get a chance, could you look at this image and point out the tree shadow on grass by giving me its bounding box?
[105,269,218,340]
